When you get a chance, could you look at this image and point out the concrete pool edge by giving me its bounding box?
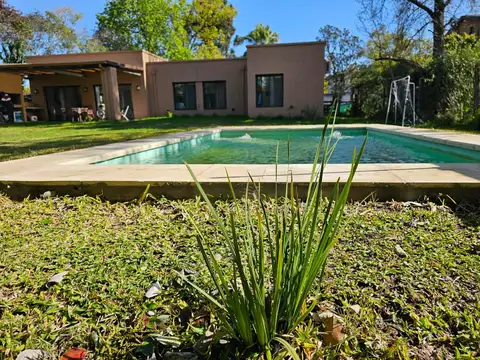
[1,124,479,201]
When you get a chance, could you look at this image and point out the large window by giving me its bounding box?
[173,82,197,110]
[203,81,226,110]
[44,86,82,121]
[256,74,284,108]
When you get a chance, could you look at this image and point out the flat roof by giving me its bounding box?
[26,50,164,62]
[458,14,480,22]
[246,41,326,48]
[146,57,247,66]
[0,60,143,76]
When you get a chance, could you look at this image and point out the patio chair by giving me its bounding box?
[121,106,130,121]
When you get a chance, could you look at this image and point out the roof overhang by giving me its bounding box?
[0,60,143,78]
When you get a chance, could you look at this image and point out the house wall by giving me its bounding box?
[26,51,165,120]
[0,73,26,120]
[246,42,325,118]
[0,73,23,94]
[146,59,247,117]
[457,19,480,36]
[29,69,148,119]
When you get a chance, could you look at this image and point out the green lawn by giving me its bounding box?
[0,116,372,162]
[1,196,479,359]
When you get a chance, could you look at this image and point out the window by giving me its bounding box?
[203,81,227,110]
[173,82,197,110]
[256,74,284,108]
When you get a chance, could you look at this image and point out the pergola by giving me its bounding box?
[0,60,143,120]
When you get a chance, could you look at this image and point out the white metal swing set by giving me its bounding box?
[385,75,417,127]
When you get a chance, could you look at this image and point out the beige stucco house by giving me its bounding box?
[0,41,325,121]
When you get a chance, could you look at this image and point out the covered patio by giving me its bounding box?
[0,60,144,121]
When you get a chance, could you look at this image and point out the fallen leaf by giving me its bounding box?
[16,349,50,360]
[47,271,68,286]
[323,316,345,345]
[395,245,408,257]
[402,201,426,208]
[60,348,87,360]
[157,314,170,324]
[40,191,53,199]
[349,304,361,314]
[145,282,161,298]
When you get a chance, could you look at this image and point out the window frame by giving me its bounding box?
[173,82,197,111]
[202,80,227,110]
[255,74,284,108]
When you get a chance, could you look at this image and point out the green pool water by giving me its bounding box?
[97,129,480,165]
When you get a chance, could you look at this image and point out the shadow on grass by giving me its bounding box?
[0,135,154,162]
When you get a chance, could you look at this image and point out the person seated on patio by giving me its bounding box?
[0,93,14,123]
[96,104,106,120]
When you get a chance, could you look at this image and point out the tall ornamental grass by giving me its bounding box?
[181,109,366,359]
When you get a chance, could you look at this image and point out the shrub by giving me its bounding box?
[301,105,322,120]
[180,112,366,358]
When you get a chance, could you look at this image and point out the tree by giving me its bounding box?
[1,40,26,63]
[184,0,237,58]
[1,2,106,62]
[440,33,480,124]
[358,0,478,59]
[233,24,279,46]
[95,0,237,60]
[0,0,28,62]
[26,8,85,56]
[96,0,192,59]
[317,25,363,102]
[357,0,480,115]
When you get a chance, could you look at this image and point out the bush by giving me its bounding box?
[301,105,322,120]
[435,112,457,127]
[180,112,367,358]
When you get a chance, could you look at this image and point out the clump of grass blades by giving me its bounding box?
[180,107,367,359]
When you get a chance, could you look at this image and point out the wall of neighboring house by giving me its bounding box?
[146,58,247,117]
[246,42,325,118]
[29,70,147,119]
[457,18,480,36]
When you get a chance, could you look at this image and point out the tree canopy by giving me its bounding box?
[317,25,363,101]
[233,24,280,47]
[95,0,237,60]
[0,2,106,63]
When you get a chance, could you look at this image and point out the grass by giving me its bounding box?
[1,195,479,359]
[0,116,372,162]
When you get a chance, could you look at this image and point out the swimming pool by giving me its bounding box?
[96,129,480,165]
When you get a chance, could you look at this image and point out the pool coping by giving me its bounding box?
[1,124,479,201]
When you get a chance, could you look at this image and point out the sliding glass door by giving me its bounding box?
[44,86,82,121]
[94,84,134,119]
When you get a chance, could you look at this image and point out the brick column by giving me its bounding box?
[101,66,121,120]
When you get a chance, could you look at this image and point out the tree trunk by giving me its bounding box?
[432,0,445,58]
[474,66,480,113]
[432,1,446,115]
[475,66,480,130]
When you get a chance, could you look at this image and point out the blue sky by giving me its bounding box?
[9,0,362,54]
